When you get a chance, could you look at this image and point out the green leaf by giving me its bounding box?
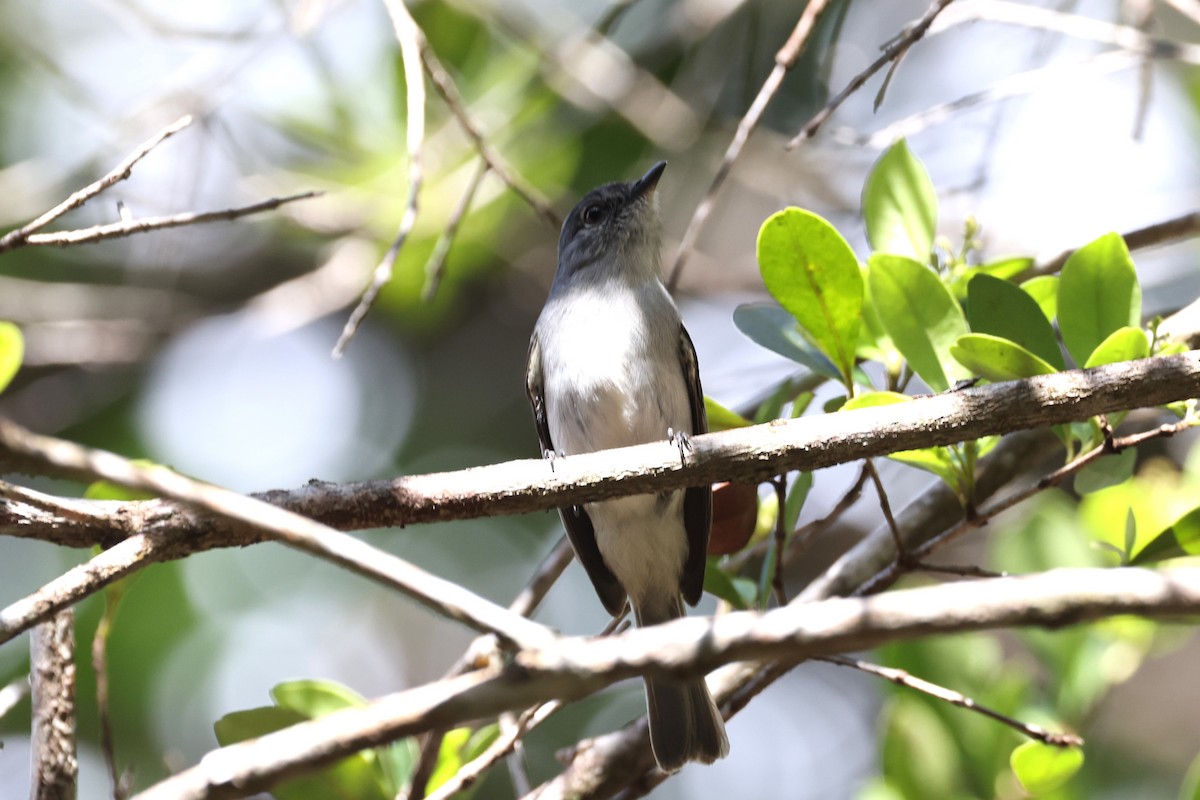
[215,707,392,800]
[868,254,969,392]
[966,273,1064,369]
[272,679,367,718]
[1132,505,1200,565]
[704,558,756,610]
[756,208,864,384]
[1083,326,1149,368]
[1010,741,1084,795]
[951,333,1058,382]
[705,397,753,432]
[783,471,813,531]
[949,258,1034,301]
[842,390,911,411]
[1074,448,1136,495]
[0,322,22,394]
[863,139,938,260]
[732,303,843,380]
[1020,275,1059,322]
[1057,232,1140,366]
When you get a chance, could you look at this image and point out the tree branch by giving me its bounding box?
[126,567,1200,800]
[29,610,77,800]
[0,420,554,651]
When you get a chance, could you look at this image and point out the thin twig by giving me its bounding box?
[95,578,133,800]
[422,159,489,301]
[787,0,959,148]
[333,0,427,358]
[666,0,836,291]
[0,115,193,252]
[819,655,1084,747]
[865,459,905,561]
[856,418,1195,596]
[1031,210,1200,277]
[10,191,322,250]
[419,43,560,229]
[935,0,1200,63]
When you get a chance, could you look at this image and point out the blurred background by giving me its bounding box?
[1,0,1199,797]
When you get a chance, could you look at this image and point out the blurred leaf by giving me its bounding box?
[214,705,308,746]
[704,558,756,609]
[1057,233,1140,366]
[869,253,969,392]
[784,471,813,532]
[756,208,863,384]
[1010,741,1084,795]
[705,397,753,431]
[215,707,392,800]
[0,321,22,394]
[1073,448,1136,495]
[967,273,1064,369]
[732,303,842,380]
[842,390,910,411]
[863,139,938,260]
[1020,275,1060,322]
[84,461,161,501]
[754,377,799,424]
[1132,505,1200,564]
[272,679,367,718]
[379,739,418,795]
[426,725,498,796]
[951,333,1058,382]
[881,695,963,799]
[1181,748,1200,800]
[1082,326,1149,368]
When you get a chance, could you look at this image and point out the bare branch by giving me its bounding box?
[0,674,29,721]
[419,45,560,230]
[0,420,554,651]
[422,159,489,301]
[0,115,193,252]
[29,610,77,800]
[13,191,322,250]
[819,655,1083,747]
[666,0,838,291]
[787,0,959,147]
[3,355,1198,648]
[1032,210,1200,278]
[126,567,1200,800]
[333,0,427,357]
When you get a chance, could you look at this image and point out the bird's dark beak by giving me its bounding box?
[632,161,667,199]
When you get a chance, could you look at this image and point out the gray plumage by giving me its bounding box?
[525,162,729,771]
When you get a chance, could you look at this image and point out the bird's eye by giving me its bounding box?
[581,204,605,225]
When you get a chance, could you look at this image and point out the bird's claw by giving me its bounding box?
[667,427,692,466]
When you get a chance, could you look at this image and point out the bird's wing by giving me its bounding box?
[678,324,713,607]
[526,332,628,616]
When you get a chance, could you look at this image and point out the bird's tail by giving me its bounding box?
[636,595,729,772]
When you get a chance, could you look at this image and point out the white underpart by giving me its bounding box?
[538,274,691,608]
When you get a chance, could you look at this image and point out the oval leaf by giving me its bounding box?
[868,253,969,392]
[1057,232,1140,366]
[732,303,842,380]
[1083,326,1149,368]
[951,333,1058,382]
[863,139,937,260]
[967,273,1064,369]
[757,209,863,383]
[1011,741,1084,795]
[0,321,23,394]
